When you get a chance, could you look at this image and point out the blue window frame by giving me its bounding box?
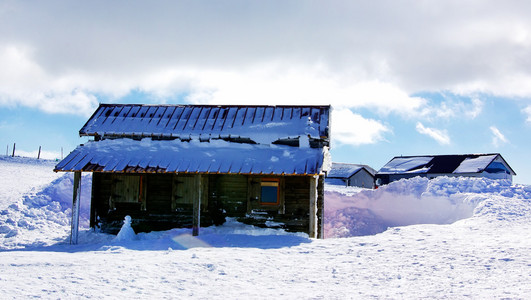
[260,179,279,205]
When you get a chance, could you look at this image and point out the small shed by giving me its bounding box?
[375,153,516,185]
[55,104,331,243]
[325,163,376,188]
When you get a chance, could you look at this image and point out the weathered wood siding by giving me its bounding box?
[237,175,311,234]
[113,175,140,203]
[146,174,172,213]
[209,175,248,217]
[91,173,317,235]
[284,176,310,217]
[173,175,208,211]
[90,173,112,228]
[317,175,324,238]
[91,173,212,234]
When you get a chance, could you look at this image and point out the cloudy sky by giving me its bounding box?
[1,1,530,183]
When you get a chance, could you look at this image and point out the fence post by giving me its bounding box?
[12,143,15,157]
[37,146,41,159]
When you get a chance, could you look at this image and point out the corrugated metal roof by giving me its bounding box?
[377,153,516,175]
[80,104,331,141]
[54,138,325,175]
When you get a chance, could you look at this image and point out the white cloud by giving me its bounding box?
[331,108,391,146]
[490,126,509,147]
[523,105,531,123]
[0,45,99,116]
[183,63,426,115]
[0,47,429,120]
[465,98,484,119]
[415,122,450,145]
[0,1,530,130]
[418,96,484,121]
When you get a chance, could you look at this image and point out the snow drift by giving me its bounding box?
[1,157,530,299]
[2,156,530,248]
[325,176,531,238]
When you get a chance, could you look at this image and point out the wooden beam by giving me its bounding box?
[192,174,201,236]
[70,172,82,245]
[309,175,318,238]
[317,175,325,239]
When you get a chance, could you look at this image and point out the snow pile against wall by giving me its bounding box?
[22,173,92,226]
[324,176,531,238]
[0,157,92,249]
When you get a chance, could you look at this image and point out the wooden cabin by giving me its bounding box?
[375,153,516,186]
[55,104,331,243]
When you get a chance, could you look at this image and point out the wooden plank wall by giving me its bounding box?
[173,175,195,210]
[91,173,315,235]
[146,174,172,213]
[113,175,140,203]
[284,176,310,217]
[317,175,325,238]
[209,175,248,217]
[91,173,112,228]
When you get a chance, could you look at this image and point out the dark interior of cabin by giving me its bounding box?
[90,173,324,235]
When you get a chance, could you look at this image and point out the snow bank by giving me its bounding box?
[1,157,530,299]
[2,156,530,250]
[324,176,531,238]
[0,157,91,249]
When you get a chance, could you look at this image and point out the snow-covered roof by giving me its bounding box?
[378,156,433,174]
[54,138,325,175]
[377,153,515,175]
[453,155,498,173]
[327,163,376,178]
[80,104,330,144]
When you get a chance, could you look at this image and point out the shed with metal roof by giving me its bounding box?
[325,162,376,188]
[55,104,331,243]
[375,153,516,186]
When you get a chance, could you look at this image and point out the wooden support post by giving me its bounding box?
[70,172,82,245]
[192,174,201,236]
[317,175,325,239]
[309,175,318,238]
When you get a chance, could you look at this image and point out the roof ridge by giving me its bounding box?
[97,103,331,108]
[393,153,501,159]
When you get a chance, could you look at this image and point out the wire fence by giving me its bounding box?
[4,143,64,160]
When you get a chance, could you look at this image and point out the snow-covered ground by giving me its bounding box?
[0,156,530,299]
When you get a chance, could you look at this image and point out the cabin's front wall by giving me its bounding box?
[91,173,323,235]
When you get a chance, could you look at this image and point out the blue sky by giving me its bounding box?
[1,1,531,183]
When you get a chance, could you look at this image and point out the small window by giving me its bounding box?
[260,179,279,205]
[485,162,510,174]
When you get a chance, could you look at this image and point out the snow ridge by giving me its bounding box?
[324,176,531,238]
